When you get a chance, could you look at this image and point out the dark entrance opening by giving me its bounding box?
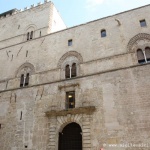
[59,122,82,150]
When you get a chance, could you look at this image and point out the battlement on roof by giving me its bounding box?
[0,0,51,20]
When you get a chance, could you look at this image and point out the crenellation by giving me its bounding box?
[0,1,52,21]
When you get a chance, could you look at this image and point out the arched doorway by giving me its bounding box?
[59,122,82,150]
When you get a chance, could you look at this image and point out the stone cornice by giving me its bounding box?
[45,106,96,117]
[58,83,80,90]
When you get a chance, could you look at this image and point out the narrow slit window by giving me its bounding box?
[101,29,106,37]
[25,73,29,86]
[71,63,77,77]
[140,19,147,27]
[20,74,24,87]
[68,39,72,46]
[66,91,75,109]
[137,49,145,64]
[145,47,150,62]
[0,124,1,129]
[20,111,22,120]
[27,32,30,40]
[65,65,70,79]
[30,31,33,39]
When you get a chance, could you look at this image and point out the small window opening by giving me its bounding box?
[68,39,72,46]
[30,31,33,39]
[0,124,1,129]
[65,65,70,79]
[40,31,41,37]
[137,49,145,64]
[25,145,28,148]
[101,29,106,37]
[140,19,147,27]
[66,91,75,109]
[20,74,24,87]
[137,47,150,64]
[20,73,30,87]
[25,73,29,86]
[20,111,22,120]
[27,32,30,41]
[145,47,150,62]
[71,63,77,77]
[26,51,28,57]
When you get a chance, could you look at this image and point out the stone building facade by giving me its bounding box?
[0,1,150,150]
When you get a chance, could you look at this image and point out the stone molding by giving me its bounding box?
[58,83,79,90]
[57,51,83,68]
[15,62,35,77]
[47,109,94,150]
[127,33,150,52]
[45,106,96,117]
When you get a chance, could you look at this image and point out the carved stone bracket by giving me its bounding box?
[45,106,95,117]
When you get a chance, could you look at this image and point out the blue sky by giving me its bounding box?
[0,0,150,27]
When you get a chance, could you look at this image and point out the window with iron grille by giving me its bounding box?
[66,91,75,109]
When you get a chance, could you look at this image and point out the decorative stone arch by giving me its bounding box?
[24,24,37,41]
[25,24,37,32]
[127,33,150,52]
[16,62,35,77]
[57,51,83,68]
[46,106,95,150]
[58,51,83,79]
[57,114,83,133]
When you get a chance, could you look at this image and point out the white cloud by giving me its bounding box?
[86,0,105,8]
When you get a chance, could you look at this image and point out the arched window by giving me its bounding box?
[145,47,150,62]
[71,63,76,77]
[20,73,30,87]
[65,65,70,79]
[20,74,24,87]
[101,29,106,37]
[25,73,29,86]
[137,49,145,64]
[27,32,30,41]
[30,31,33,39]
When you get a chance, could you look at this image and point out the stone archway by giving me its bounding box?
[58,122,82,150]
[45,106,95,150]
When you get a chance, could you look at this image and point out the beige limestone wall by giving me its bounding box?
[0,64,150,150]
[0,3,150,150]
[0,1,66,49]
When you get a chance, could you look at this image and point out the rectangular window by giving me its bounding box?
[66,91,75,109]
[140,19,147,27]
[68,39,72,46]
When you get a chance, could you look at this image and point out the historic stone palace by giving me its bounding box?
[0,1,150,150]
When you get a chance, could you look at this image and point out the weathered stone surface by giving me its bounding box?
[0,2,150,150]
